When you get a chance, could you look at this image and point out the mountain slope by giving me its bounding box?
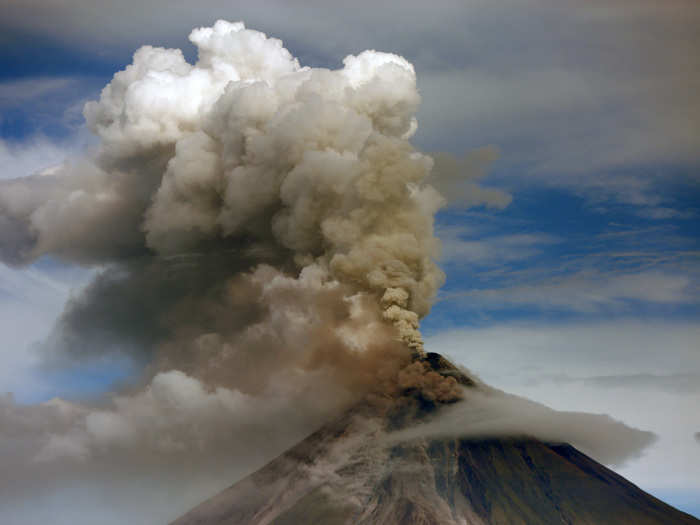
[172,356,699,525]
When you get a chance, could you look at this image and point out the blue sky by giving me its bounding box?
[1,1,699,521]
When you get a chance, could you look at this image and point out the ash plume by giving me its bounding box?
[0,19,461,470]
[1,20,445,360]
[0,23,465,520]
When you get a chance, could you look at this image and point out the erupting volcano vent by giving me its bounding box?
[0,20,693,525]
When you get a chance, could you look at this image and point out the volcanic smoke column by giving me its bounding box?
[0,20,445,353]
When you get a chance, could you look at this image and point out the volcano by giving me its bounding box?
[172,355,698,525]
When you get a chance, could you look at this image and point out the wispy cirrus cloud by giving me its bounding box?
[0,75,101,142]
[432,213,699,320]
[0,76,77,105]
[527,373,700,395]
[441,269,695,313]
[437,226,559,265]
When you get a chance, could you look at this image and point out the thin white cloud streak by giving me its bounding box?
[531,373,700,395]
[437,226,559,265]
[0,76,101,136]
[441,270,694,312]
[0,76,81,106]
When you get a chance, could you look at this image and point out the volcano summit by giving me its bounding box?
[173,355,698,525]
[1,19,695,525]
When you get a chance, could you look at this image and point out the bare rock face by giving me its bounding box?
[172,355,699,525]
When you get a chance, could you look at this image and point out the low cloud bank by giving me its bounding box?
[389,385,656,467]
